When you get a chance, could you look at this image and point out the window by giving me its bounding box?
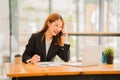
[8,0,120,62]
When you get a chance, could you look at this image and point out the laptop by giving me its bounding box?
[64,45,104,67]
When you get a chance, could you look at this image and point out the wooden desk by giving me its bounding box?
[5,63,120,80]
[5,63,81,77]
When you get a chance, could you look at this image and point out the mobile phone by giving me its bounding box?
[58,31,63,37]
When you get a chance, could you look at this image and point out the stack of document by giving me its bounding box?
[36,62,63,67]
[63,62,82,67]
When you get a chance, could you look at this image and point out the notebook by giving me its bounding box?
[64,45,104,67]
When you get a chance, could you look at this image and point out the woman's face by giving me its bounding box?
[47,19,63,36]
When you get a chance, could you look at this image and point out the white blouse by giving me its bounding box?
[45,39,52,56]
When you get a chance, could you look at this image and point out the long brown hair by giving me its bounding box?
[40,13,64,46]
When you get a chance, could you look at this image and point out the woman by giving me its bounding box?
[22,13,70,64]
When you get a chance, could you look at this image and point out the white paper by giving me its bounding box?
[36,62,63,67]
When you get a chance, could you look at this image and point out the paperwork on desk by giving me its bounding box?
[36,62,63,67]
[36,62,83,67]
[63,62,82,67]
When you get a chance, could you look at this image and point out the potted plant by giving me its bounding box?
[104,47,114,64]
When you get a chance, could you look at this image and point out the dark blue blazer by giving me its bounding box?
[22,32,70,63]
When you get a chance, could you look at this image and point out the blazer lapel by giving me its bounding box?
[46,38,58,60]
[40,36,46,60]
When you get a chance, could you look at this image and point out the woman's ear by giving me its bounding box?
[47,22,50,27]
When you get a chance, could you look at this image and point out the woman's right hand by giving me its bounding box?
[30,54,40,64]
